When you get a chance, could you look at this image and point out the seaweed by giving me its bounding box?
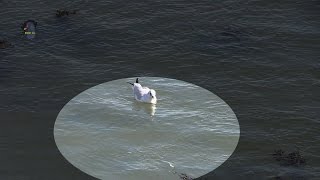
[56,10,78,17]
[272,149,285,161]
[282,151,306,166]
[178,173,193,180]
[272,149,306,166]
[171,169,193,180]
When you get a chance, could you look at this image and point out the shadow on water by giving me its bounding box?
[0,39,14,49]
[131,101,157,117]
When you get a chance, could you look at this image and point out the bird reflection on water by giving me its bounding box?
[131,101,157,117]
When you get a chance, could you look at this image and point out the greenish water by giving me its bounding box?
[54,77,239,180]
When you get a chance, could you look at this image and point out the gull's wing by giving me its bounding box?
[133,83,143,100]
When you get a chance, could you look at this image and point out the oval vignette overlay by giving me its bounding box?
[54,77,240,180]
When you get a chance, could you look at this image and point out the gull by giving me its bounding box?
[127,78,157,104]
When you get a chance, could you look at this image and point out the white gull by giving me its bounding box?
[127,78,157,104]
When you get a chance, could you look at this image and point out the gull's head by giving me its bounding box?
[149,89,156,98]
[149,89,157,104]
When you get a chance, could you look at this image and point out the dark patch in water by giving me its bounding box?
[219,31,240,42]
[272,149,306,166]
[272,149,285,161]
[178,173,193,180]
[217,25,250,43]
[0,39,13,49]
[56,10,78,17]
[270,174,307,180]
[172,169,193,180]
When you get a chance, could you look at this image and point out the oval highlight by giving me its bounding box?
[54,77,240,180]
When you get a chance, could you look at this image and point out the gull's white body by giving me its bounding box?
[132,83,157,104]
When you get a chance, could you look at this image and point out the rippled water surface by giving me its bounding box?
[1,0,319,179]
[54,77,239,180]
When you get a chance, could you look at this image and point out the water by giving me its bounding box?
[1,0,319,179]
[54,77,239,180]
